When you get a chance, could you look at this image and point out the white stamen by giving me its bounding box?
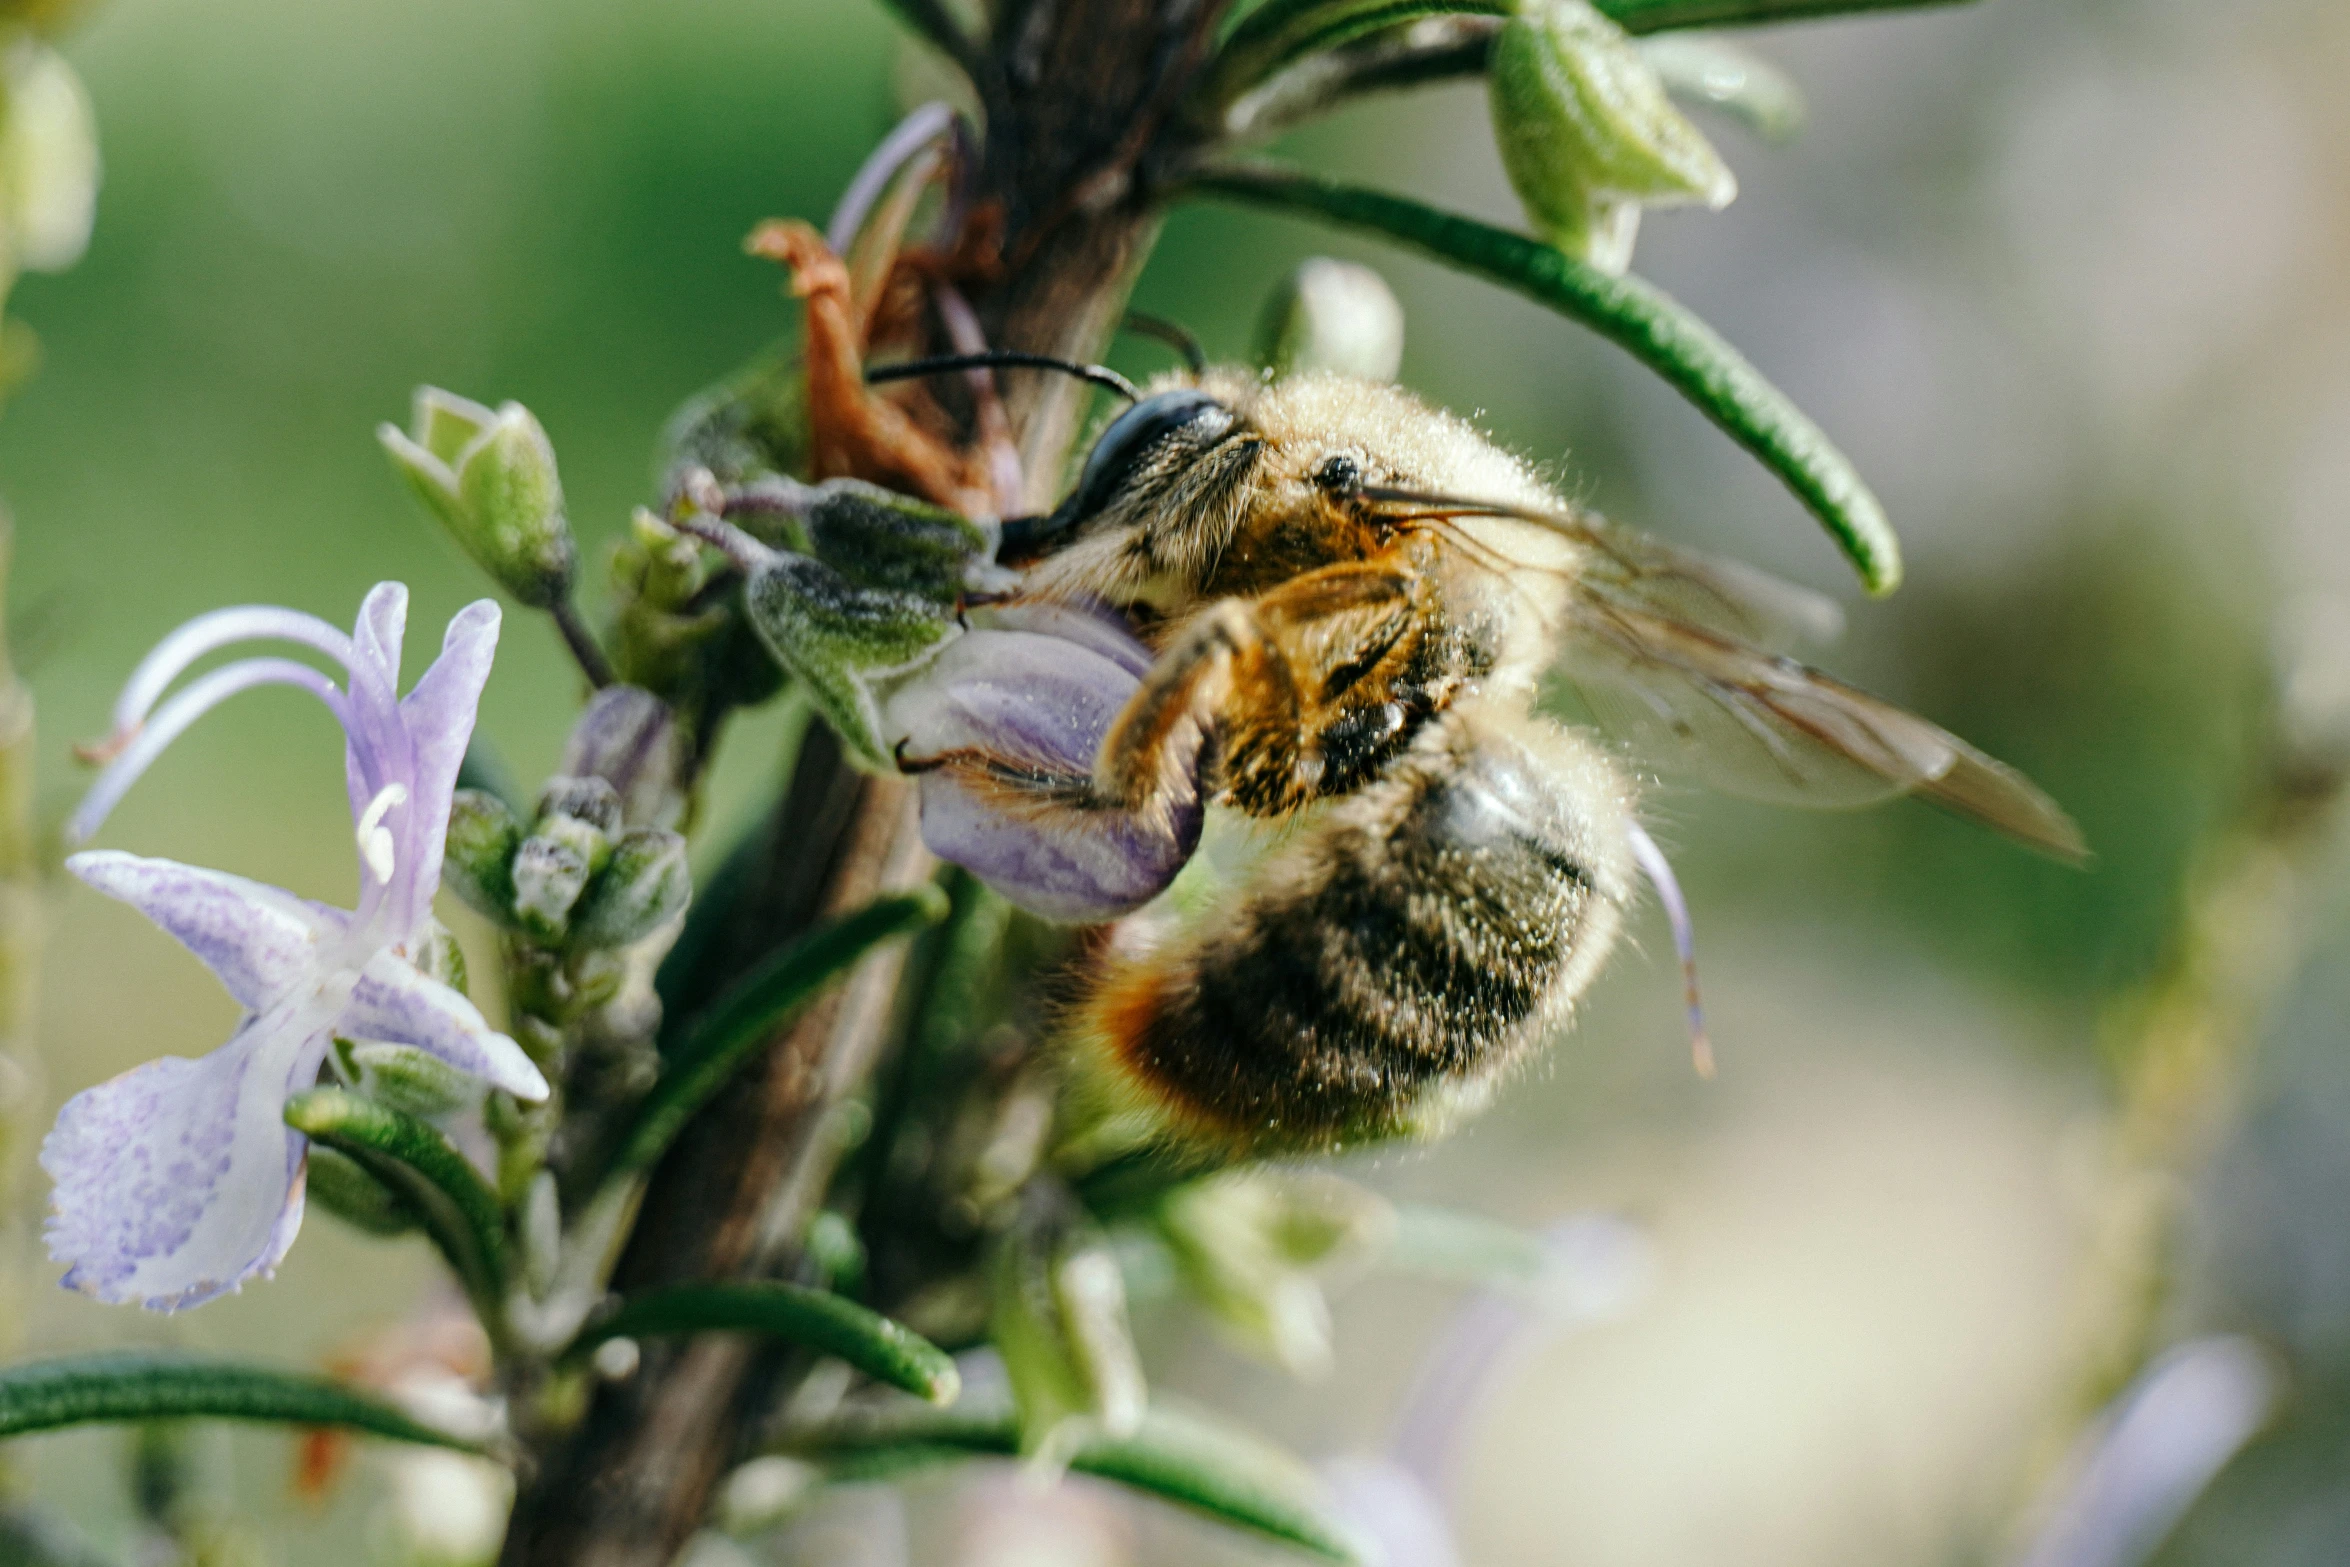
[111,606,357,736]
[356,783,410,884]
[68,659,353,845]
[1626,822,1713,1079]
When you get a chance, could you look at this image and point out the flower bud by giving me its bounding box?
[558,686,686,830]
[1155,1172,1356,1379]
[1489,0,1736,274]
[568,827,691,950]
[442,789,522,925]
[1254,258,1406,382]
[535,774,623,839]
[510,836,592,945]
[0,42,98,275]
[335,1037,486,1119]
[379,388,577,608]
[990,1193,1147,1469]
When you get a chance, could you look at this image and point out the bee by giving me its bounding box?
[876,358,2084,1158]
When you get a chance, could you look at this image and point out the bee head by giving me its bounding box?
[1003,387,1243,558]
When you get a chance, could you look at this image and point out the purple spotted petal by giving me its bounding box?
[41,996,341,1311]
[343,948,548,1101]
[67,851,343,1012]
[885,625,1203,922]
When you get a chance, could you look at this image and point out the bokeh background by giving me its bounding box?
[3,0,2348,1560]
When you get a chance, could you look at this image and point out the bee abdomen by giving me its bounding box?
[1077,708,1633,1152]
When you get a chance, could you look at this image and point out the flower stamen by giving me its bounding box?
[356,783,411,884]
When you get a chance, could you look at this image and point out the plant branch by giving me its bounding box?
[550,597,617,689]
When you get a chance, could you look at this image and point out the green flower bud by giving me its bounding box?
[559,686,686,830]
[569,827,690,951]
[334,1037,486,1119]
[379,387,577,608]
[511,835,592,945]
[1153,1171,1393,1379]
[990,1193,1147,1470]
[442,788,523,925]
[536,774,623,840]
[1489,0,1736,274]
[0,41,98,275]
[1254,258,1405,382]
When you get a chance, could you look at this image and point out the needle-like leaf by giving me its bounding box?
[283,1087,511,1320]
[0,1353,485,1452]
[1187,164,1902,593]
[788,1398,1371,1564]
[570,1282,959,1405]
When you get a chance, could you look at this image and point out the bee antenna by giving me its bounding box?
[866,352,1141,404]
[1626,823,1713,1080]
[1120,311,1207,376]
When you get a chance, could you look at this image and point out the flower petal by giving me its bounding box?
[341,948,548,1102]
[41,999,338,1311]
[886,626,1202,922]
[343,583,414,821]
[67,851,345,1012]
[983,597,1155,679]
[387,601,501,935]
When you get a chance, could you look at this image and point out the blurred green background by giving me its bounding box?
[4,0,2348,1560]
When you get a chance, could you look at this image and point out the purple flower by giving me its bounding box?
[44,584,549,1311]
[883,600,1204,923]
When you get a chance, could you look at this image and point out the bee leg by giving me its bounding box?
[1093,563,1423,821]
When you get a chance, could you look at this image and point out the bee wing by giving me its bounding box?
[1556,595,2087,862]
[1375,489,1844,651]
[1555,512,1847,653]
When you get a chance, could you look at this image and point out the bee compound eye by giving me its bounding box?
[1313,454,1361,494]
[1067,389,1234,523]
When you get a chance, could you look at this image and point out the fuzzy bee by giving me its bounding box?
[699,352,2083,1159]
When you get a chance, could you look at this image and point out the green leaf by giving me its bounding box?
[0,1353,484,1452]
[570,1282,959,1405]
[1187,164,1901,593]
[304,1144,419,1237]
[283,1088,510,1317]
[1210,0,1507,104]
[1604,0,1972,32]
[608,888,950,1178]
[788,1399,1370,1564]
